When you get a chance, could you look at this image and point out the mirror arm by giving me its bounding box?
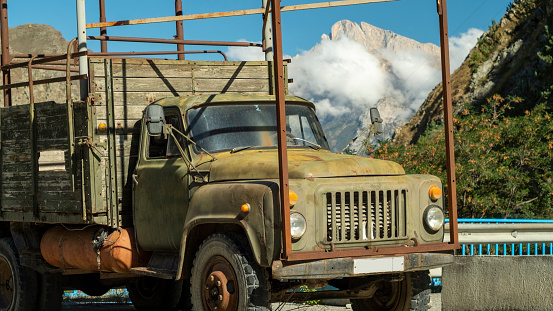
[170,126,217,161]
[166,126,209,183]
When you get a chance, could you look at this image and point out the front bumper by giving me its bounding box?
[272,252,453,279]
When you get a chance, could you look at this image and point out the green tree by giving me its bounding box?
[374,95,553,219]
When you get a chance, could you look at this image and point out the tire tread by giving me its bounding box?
[191,233,270,311]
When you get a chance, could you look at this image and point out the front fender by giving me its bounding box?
[176,181,281,279]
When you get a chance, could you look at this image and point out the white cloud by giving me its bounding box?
[226,40,266,61]
[449,28,484,71]
[226,27,484,145]
[289,36,392,117]
[383,50,441,110]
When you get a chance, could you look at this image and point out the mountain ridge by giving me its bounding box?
[391,0,551,146]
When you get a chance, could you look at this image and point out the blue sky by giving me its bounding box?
[8,0,513,58]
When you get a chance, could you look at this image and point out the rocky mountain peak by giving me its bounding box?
[7,24,68,55]
[330,20,440,57]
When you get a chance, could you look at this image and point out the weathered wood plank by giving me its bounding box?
[1,118,30,131]
[95,105,145,122]
[2,193,32,211]
[1,105,30,121]
[95,77,271,94]
[194,78,270,93]
[2,162,32,173]
[2,172,33,183]
[95,77,194,93]
[90,58,271,77]
[37,139,68,152]
[94,62,194,79]
[0,211,88,225]
[37,192,81,212]
[93,63,271,80]
[38,170,72,185]
[93,91,194,107]
[1,129,30,142]
[39,200,82,213]
[35,102,67,116]
[193,65,271,79]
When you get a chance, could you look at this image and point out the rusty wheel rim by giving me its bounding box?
[0,255,13,310]
[201,256,238,311]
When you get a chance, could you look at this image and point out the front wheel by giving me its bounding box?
[190,234,270,311]
[351,271,431,311]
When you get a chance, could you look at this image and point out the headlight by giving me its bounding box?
[290,212,307,239]
[423,205,444,233]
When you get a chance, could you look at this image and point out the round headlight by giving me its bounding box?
[423,205,444,233]
[290,212,307,239]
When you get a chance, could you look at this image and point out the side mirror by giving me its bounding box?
[370,107,383,135]
[144,104,165,136]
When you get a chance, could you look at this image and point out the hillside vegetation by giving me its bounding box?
[372,0,553,219]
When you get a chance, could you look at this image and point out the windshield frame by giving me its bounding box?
[185,101,330,154]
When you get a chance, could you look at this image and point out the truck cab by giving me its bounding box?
[130,93,451,310]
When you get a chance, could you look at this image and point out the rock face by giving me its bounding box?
[330,20,440,58]
[391,1,551,147]
[9,24,68,55]
[0,24,77,107]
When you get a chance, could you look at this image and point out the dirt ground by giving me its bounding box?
[61,293,442,310]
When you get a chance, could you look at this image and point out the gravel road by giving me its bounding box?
[61,293,442,310]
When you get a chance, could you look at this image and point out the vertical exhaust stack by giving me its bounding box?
[76,0,89,100]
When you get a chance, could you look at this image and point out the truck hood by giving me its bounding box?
[203,149,405,181]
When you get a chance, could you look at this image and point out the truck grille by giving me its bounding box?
[325,190,407,243]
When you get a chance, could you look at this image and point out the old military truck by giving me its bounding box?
[0,56,452,311]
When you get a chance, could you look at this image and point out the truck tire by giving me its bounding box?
[38,272,63,311]
[351,271,431,311]
[190,233,270,311]
[0,237,38,311]
[127,276,183,311]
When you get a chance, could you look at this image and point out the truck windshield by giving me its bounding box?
[186,103,330,153]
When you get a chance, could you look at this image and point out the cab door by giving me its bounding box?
[133,107,190,251]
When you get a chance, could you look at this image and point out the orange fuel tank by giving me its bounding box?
[40,226,150,273]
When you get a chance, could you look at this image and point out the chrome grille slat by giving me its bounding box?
[325,188,407,243]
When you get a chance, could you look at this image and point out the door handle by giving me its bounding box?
[132,174,139,186]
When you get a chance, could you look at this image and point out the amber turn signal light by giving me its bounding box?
[241,204,250,213]
[429,186,442,202]
[289,191,298,207]
[98,123,107,132]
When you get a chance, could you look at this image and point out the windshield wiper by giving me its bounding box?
[230,146,253,154]
[291,138,322,150]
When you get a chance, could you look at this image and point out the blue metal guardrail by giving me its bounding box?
[448,218,553,256]
[432,218,553,287]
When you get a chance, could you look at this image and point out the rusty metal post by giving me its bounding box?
[437,0,458,245]
[0,0,11,107]
[262,0,273,61]
[270,0,292,259]
[175,0,185,60]
[99,0,107,53]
